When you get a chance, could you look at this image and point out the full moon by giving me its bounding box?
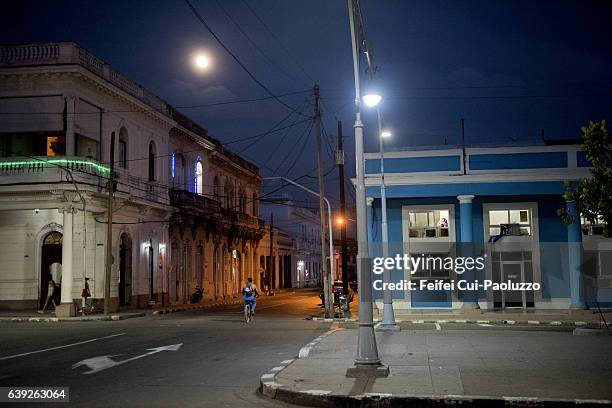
[195,55,209,69]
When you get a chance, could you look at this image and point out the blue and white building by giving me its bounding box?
[364,142,611,311]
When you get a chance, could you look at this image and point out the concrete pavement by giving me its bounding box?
[261,323,612,407]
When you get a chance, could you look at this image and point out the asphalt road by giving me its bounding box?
[0,289,329,408]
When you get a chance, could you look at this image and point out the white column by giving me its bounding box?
[65,96,75,156]
[58,208,75,317]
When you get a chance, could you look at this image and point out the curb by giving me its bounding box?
[0,312,145,323]
[260,354,612,407]
[151,299,242,316]
[298,328,339,359]
[311,317,603,327]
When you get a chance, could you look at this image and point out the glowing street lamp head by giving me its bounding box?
[362,93,381,107]
[195,54,210,69]
[381,130,392,138]
[336,217,344,225]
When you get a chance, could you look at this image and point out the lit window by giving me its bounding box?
[408,210,450,238]
[581,214,605,236]
[488,209,531,237]
[196,161,203,195]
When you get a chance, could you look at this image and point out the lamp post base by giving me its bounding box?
[346,364,390,378]
[376,323,401,332]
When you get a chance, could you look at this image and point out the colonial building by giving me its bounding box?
[261,197,323,289]
[0,42,264,313]
[364,142,612,311]
[168,114,263,303]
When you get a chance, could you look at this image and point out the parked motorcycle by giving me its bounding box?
[191,286,204,303]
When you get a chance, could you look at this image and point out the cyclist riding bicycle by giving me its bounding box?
[242,278,260,315]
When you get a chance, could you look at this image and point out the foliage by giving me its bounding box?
[557,120,611,237]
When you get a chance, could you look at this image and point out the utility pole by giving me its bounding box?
[314,84,333,318]
[337,121,349,315]
[461,118,466,175]
[267,212,274,295]
[104,131,115,315]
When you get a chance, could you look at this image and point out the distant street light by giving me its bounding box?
[380,130,392,138]
[362,93,381,107]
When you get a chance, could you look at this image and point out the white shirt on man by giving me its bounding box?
[49,262,62,285]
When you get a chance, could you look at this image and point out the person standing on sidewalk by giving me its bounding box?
[50,261,62,306]
[38,263,61,314]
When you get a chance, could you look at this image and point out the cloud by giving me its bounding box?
[170,80,238,101]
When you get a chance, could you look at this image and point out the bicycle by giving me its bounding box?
[244,298,254,323]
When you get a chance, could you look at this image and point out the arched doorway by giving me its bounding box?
[119,233,132,305]
[40,231,62,309]
[232,249,242,294]
[214,246,221,300]
[171,242,179,302]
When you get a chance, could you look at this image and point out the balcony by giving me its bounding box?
[170,189,264,237]
[169,188,221,216]
[227,209,265,231]
[0,156,109,189]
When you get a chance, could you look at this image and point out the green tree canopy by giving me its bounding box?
[559,120,611,237]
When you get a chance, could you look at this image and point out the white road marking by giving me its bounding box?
[478,323,494,327]
[0,333,126,361]
[72,343,183,374]
[434,323,441,330]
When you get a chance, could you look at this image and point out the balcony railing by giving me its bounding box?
[169,189,221,215]
[170,189,264,231]
[0,156,109,187]
[0,43,173,117]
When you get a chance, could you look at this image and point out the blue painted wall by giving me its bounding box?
[469,152,568,170]
[365,155,461,174]
[368,193,573,307]
[366,181,567,199]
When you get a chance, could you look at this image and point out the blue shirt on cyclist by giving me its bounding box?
[242,279,259,312]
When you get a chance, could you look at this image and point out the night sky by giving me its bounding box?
[2,0,612,223]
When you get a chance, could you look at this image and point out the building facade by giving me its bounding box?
[0,42,264,313]
[261,198,323,289]
[364,142,612,310]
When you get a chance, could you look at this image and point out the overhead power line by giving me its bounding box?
[240,0,315,85]
[212,0,304,84]
[183,0,310,118]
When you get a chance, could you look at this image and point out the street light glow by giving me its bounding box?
[362,93,381,107]
[337,217,344,225]
[381,130,392,138]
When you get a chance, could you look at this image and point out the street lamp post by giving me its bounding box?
[345,0,388,378]
[375,109,400,332]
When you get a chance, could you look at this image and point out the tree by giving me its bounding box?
[558,120,611,237]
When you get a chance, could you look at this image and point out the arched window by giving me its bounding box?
[239,187,246,213]
[213,176,220,201]
[195,160,203,195]
[224,181,231,209]
[148,141,156,181]
[118,127,128,168]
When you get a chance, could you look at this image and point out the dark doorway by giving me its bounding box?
[119,233,132,305]
[148,243,154,299]
[40,231,62,309]
[284,255,292,288]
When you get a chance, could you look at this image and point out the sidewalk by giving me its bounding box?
[312,302,608,327]
[261,326,612,407]
[0,288,316,323]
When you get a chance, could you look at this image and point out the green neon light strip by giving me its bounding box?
[0,159,110,173]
